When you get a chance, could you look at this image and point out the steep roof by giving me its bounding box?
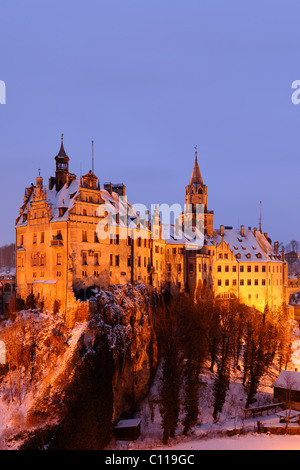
[273,370,300,391]
[189,156,203,186]
[214,228,282,263]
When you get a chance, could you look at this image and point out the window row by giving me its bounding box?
[217,264,282,274]
[217,278,283,287]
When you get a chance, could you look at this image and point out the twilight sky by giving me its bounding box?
[0,0,299,246]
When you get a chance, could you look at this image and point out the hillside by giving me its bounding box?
[0,284,158,450]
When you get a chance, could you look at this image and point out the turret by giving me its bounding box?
[55,134,70,191]
[185,146,214,237]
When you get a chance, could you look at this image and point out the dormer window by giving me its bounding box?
[59,207,67,217]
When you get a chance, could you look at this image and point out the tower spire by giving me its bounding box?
[55,133,70,190]
[189,146,203,186]
[57,133,67,157]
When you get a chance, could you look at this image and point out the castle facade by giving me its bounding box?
[15,138,288,320]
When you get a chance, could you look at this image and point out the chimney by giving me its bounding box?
[281,250,285,262]
[220,225,224,237]
[253,227,257,236]
[104,182,113,195]
[264,233,268,240]
[241,225,245,237]
[274,241,279,254]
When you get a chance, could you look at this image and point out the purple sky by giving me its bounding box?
[0,0,299,247]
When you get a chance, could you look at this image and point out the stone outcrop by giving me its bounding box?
[1,283,160,450]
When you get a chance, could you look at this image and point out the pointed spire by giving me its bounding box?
[189,145,203,185]
[57,133,68,157]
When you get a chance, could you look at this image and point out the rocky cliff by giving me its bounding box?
[0,283,160,450]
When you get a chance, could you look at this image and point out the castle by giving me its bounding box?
[15,137,289,324]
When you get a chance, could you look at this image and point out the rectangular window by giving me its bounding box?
[225,265,229,272]
[82,252,87,265]
[232,266,237,272]
[240,266,244,272]
[41,232,45,243]
[225,279,229,286]
[232,279,237,286]
[110,254,113,266]
[138,256,141,267]
[247,265,251,273]
[127,257,131,267]
[240,279,244,286]
[262,265,266,272]
[33,233,37,244]
[254,279,258,286]
[94,253,99,266]
[255,265,258,272]
[57,253,62,265]
[217,266,221,272]
[82,230,88,242]
[247,279,251,286]
[218,279,221,286]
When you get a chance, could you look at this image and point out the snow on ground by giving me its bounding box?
[158,433,300,450]
[113,325,300,451]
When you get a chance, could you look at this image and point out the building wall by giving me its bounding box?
[15,148,289,322]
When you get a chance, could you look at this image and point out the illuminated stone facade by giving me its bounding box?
[15,138,288,322]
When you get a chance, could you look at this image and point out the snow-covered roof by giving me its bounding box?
[214,228,281,263]
[16,179,149,231]
[114,418,141,429]
[273,370,300,391]
[161,223,204,249]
